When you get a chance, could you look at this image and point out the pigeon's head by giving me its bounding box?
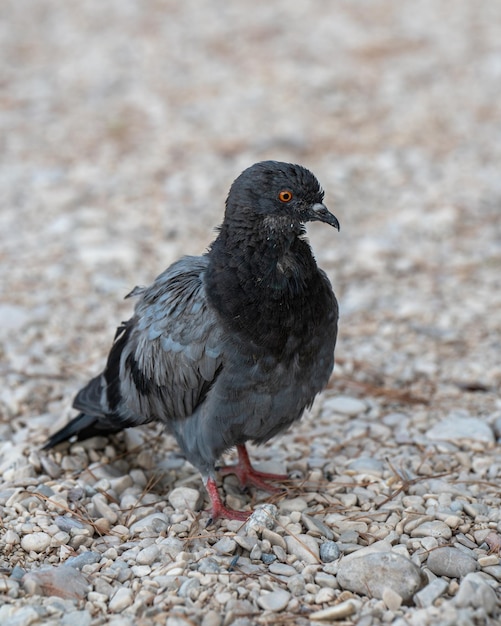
[225,161,340,232]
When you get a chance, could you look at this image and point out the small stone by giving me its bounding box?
[456,533,477,549]
[319,541,340,563]
[55,516,85,533]
[261,528,287,549]
[315,587,336,604]
[10,566,26,581]
[136,544,160,565]
[414,578,449,608]
[0,578,19,599]
[269,562,297,576]
[482,565,501,581]
[309,599,359,620]
[65,551,101,569]
[131,565,151,577]
[337,552,426,601]
[257,588,291,611]
[301,514,334,540]
[92,494,118,524]
[109,475,134,495]
[168,487,202,511]
[245,504,278,531]
[426,547,477,578]
[22,566,89,600]
[214,591,232,605]
[197,557,221,574]
[109,587,133,612]
[287,575,306,596]
[426,416,494,445]
[324,396,367,416]
[278,497,308,513]
[129,513,169,534]
[61,610,92,626]
[201,610,222,626]
[478,555,499,568]
[443,515,462,529]
[3,530,20,545]
[420,536,438,552]
[212,536,237,555]
[342,539,392,562]
[315,571,338,589]
[347,457,384,476]
[261,553,276,564]
[382,587,403,611]
[455,573,497,614]
[285,534,319,563]
[234,536,258,552]
[93,577,114,598]
[21,532,51,553]
[178,578,201,598]
[94,517,111,535]
[272,545,287,562]
[0,606,40,626]
[411,521,452,540]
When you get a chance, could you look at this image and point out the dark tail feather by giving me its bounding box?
[42,413,123,449]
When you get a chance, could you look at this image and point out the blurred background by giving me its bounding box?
[1,0,500,431]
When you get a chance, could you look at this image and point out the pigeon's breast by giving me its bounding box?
[206,303,337,445]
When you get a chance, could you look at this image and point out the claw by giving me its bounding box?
[205,476,251,522]
[218,444,288,492]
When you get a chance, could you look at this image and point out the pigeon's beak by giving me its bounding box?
[310,203,340,231]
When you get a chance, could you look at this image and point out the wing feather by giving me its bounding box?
[113,255,224,425]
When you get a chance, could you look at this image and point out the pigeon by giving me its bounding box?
[44,161,340,522]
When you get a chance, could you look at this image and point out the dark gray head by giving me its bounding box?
[225,161,340,231]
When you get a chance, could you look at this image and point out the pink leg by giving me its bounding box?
[205,476,250,522]
[218,444,288,493]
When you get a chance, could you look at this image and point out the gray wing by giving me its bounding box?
[74,255,224,429]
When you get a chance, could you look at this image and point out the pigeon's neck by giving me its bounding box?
[205,220,330,351]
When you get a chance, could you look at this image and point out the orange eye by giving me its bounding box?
[278,190,293,203]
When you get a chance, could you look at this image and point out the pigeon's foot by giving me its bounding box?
[218,444,288,493]
[205,477,250,523]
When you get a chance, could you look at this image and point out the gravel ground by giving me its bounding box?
[1,1,501,625]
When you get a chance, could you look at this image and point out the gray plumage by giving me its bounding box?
[44,161,340,520]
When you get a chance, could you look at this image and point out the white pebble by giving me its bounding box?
[269,562,297,576]
[382,586,403,611]
[136,544,160,565]
[109,587,133,612]
[212,536,237,555]
[0,605,39,626]
[168,486,202,511]
[414,578,449,608]
[478,555,499,567]
[337,552,425,601]
[309,599,359,620]
[315,587,336,604]
[4,530,20,545]
[455,572,497,614]
[323,396,367,416]
[278,497,308,513]
[92,493,118,524]
[245,504,278,531]
[347,457,384,476]
[426,547,477,578]
[411,520,452,540]
[285,534,319,564]
[257,588,291,611]
[201,610,222,626]
[21,532,51,553]
[131,565,151,577]
[129,513,169,534]
[426,416,494,445]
